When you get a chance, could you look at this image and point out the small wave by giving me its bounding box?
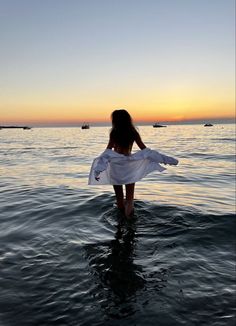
[211,137,236,142]
[189,152,235,161]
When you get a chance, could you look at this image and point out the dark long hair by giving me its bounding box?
[110,109,138,148]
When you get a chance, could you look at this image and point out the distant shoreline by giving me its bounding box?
[19,120,236,128]
[0,126,31,130]
[1,119,234,128]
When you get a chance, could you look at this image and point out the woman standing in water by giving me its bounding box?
[106,109,146,217]
[89,109,178,218]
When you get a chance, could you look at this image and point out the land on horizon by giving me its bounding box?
[1,117,234,128]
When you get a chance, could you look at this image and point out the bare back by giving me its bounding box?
[107,132,146,154]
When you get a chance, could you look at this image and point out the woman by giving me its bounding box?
[106,109,146,216]
[88,109,178,217]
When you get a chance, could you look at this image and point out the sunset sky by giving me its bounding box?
[0,0,235,126]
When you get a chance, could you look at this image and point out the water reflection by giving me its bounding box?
[85,213,145,318]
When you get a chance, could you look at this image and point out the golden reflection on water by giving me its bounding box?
[0,124,235,213]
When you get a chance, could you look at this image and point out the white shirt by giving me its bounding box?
[88,148,178,185]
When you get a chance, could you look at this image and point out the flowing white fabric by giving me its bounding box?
[88,148,178,185]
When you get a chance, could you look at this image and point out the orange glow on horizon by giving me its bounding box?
[1,89,235,125]
[1,108,234,126]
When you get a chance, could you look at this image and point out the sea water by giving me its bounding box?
[0,124,235,325]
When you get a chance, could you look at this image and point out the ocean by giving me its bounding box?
[0,124,235,326]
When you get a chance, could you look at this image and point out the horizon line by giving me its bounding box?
[1,117,235,128]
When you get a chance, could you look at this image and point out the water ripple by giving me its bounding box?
[0,189,235,325]
[0,125,235,325]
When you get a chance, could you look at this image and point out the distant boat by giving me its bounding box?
[81,123,90,129]
[153,123,167,128]
[204,123,213,127]
[23,126,31,130]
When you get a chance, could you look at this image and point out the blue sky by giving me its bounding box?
[0,0,235,125]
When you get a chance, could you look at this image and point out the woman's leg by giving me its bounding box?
[113,185,125,210]
[125,183,135,217]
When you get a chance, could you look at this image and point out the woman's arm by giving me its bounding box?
[135,132,146,150]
